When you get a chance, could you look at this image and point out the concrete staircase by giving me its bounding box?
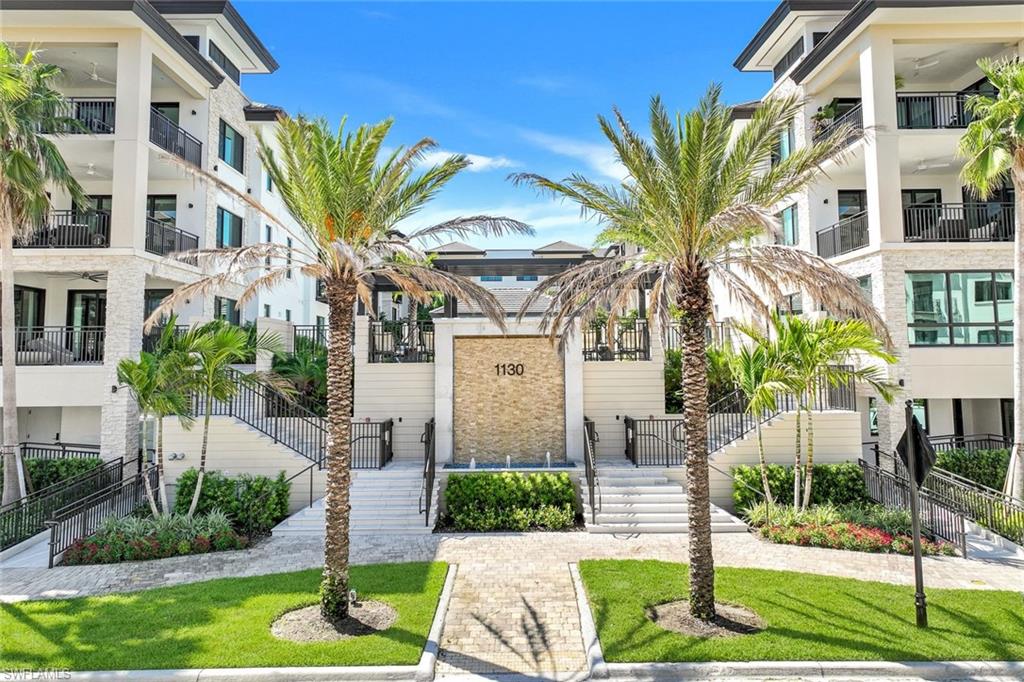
[272,463,438,536]
[581,461,747,534]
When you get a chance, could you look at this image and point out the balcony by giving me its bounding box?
[812,103,863,146]
[583,318,650,361]
[816,211,869,258]
[896,92,973,130]
[145,218,199,263]
[149,107,203,166]
[369,319,434,363]
[13,210,110,248]
[0,327,105,365]
[904,203,1014,243]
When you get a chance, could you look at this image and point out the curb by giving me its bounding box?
[67,562,463,682]
[602,660,1024,680]
[569,562,608,680]
[417,563,458,682]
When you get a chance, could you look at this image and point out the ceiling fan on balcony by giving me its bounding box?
[82,62,116,85]
[913,158,952,173]
[75,162,111,179]
[59,272,107,283]
[911,52,944,77]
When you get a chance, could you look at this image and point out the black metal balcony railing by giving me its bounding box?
[903,203,1014,243]
[149,107,202,166]
[897,92,973,130]
[816,210,869,258]
[369,319,434,363]
[39,98,116,135]
[145,218,199,263]
[13,210,111,248]
[293,324,327,351]
[813,103,863,146]
[583,318,651,361]
[0,327,105,365]
[141,324,189,353]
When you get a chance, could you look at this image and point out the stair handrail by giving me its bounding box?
[419,419,436,527]
[583,417,601,524]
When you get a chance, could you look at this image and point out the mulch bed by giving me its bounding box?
[646,600,765,638]
[271,600,397,642]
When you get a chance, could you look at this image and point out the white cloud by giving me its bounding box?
[516,75,570,93]
[518,129,626,181]
[418,149,519,173]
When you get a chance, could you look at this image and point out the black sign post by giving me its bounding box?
[902,399,928,628]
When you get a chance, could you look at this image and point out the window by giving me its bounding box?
[208,40,240,84]
[905,271,1014,345]
[868,398,879,437]
[480,275,502,282]
[183,35,200,51]
[264,225,272,269]
[516,275,538,282]
[812,31,829,46]
[771,123,796,167]
[286,237,293,279]
[151,102,179,125]
[216,207,243,248]
[285,309,292,322]
[778,205,798,245]
[263,304,271,318]
[838,190,867,219]
[214,296,240,325]
[218,119,244,172]
[265,172,273,192]
[902,189,941,208]
[912,399,929,432]
[773,38,805,81]
[146,195,176,225]
[857,274,872,300]
[780,293,803,315]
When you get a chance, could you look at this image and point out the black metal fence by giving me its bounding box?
[14,209,111,248]
[583,319,651,361]
[897,92,972,130]
[420,419,436,527]
[145,218,200,262]
[584,417,600,523]
[0,457,125,550]
[45,465,158,567]
[20,442,101,461]
[1,327,105,365]
[859,458,967,555]
[664,322,733,352]
[149,106,203,167]
[817,211,869,258]
[142,324,189,353]
[812,103,863,146]
[369,319,434,363]
[903,203,1014,243]
[293,324,328,351]
[352,419,394,469]
[928,433,1011,453]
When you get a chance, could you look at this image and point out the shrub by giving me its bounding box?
[173,469,290,534]
[935,448,1009,491]
[443,472,578,532]
[732,462,871,511]
[25,457,103,491]
[63,510,245,565]
[743,501,912,536]
[760,522,956,557]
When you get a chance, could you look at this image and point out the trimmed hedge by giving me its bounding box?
[173,469,290,535]
[936,448,1009,491]
[3,457,104,493]
[443,472,578,532]
[732,462,871,512]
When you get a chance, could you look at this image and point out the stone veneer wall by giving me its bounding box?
[453,336,565,463]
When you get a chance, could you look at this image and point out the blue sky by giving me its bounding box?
[239,1,774,249]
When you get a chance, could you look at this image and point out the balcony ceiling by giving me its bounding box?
[893,41,1012,85]
[33,45,117,89]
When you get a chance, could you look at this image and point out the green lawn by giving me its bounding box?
[579,560,1024,662]
[1,562,447,670]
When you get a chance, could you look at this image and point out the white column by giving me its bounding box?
[111,34,153,251]
[433,319,455,463]
[859,30,903,246]
[100,263,146,460]
[563,324,584,462]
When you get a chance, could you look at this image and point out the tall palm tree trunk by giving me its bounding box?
[801,404,816,510]
[187,400,213,517]
[677,269,716,620]
[792,406,802,512]
[755,423,774,506]
[156,416,169,514]
[139,416,160,517]
[1,213,26,505]
[321,279,356,621]
[1009,166,1024,501]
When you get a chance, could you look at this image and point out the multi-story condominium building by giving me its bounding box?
[730,0,1023,451]
[0,1,326,458]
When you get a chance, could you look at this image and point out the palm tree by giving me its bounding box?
[176,320,282,517]
[150,115,531,621]
[729,344,789,506]
[116,337,193,516]
[743,313,896,510]
[0,43,85,505]
[273,342,327,414]
[958,57,1024,500]
[512,89,886,620]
